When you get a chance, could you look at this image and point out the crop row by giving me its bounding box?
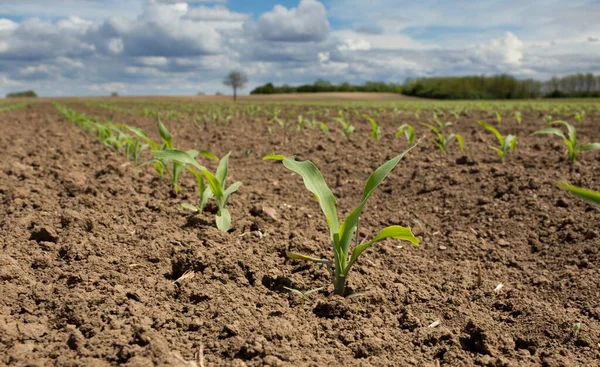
[55,102,599,298]
[0,102,29,113]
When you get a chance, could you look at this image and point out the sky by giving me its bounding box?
[0,0,599,96]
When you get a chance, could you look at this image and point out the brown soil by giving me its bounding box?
[1,102,599,366]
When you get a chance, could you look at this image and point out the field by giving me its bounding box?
[1,96,599,366]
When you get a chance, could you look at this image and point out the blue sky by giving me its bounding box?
[0,0,598,96]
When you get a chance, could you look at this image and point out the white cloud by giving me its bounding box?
[338,38,371,51]
[0,0,598,97]
[87,82,127,92]
[245,0,330,42]
[185,5,249,22]
[475,32,523,66]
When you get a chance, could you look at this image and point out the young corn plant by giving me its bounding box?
[544,115,553,124]
[362,114,380,142]
[319,122,329,136]
[333,117,355,140]
[264,144,419,297]
[495,112,502,125]
[574,110,586,124]
[153,150,241,231]
[515,111,522,125]
[477,121,516,162]
[558,182,600,205]
[420,123,464,153]
[396,124,415,144]
[533,121,600,164]
[432,113,453,131]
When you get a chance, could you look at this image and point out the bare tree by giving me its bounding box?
[223,71,248,102]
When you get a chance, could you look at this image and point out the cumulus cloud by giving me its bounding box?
[244,0,330,42]
[474,32,524,66]
[185,5,249,22]
[0,0,598,97]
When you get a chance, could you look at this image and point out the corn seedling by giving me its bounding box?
[533,121,600,164]
[544,115,553,124]
[297,115,310,133]
[153,150,241,231]
[477,121,516,162]
[264,144,419,296]
[515,111,522,125]
[432,113,453,131]
[396,124,415,144]
[574,110,586,124]
[558,182,600,206]
[333,116,355,140]
[421,123,464,153]
[495,112,502,125]
[283,287,323,301]
[363,114,380,142]
[198,152,242,231]
[319,122,329,136]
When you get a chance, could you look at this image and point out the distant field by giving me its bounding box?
[38,92,419,103]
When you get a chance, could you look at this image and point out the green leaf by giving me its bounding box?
[550,121,575,144]
[224,181,242,202]
[263,154,285,161]
[420,122,440,134]
[477,121,504,146]
[157,118,173,149]
[506,135,517,151]
[202,169,225,208]
[188,167,213,210]
[279,157,339,240]
[283,287,304,296]
[152,149,206,171]
[455,134,465,151]
[302,287,324,297]
[199,150,218,161]
[216,152,231,186]
[181,203,199,212]
[344,226,418,275]
[582,143,600,152]
[286,252,330,264]
[337,143,419,268]
[216,208,231,231]
[558,182,600,205]
[533,127,566,140]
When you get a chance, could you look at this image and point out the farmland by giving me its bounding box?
[1,96,599,366]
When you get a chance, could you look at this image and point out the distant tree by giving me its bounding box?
[215,91,223,96]
[6,90,37,98]
[197,91,205,96]
[223,71,248,102]
[110,92,119,97]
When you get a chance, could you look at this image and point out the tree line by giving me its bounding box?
[250,79,403,95]
[249,73,600,99]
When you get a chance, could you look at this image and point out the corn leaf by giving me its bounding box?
[181,203,199,212]
[533,128,565,140]
[278,158,339,241]
[286,252,330,264]
[152,149,206,171]
[558,182,600,205]
[216,152,231,185]
[455,134,465,151]
[344,226,419,275]
[337,143,418,266]
[216,208,231,231]
[582,143,600,152]
[478,121,504,146]
[158,118,173,149]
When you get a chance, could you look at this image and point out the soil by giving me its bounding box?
[1,101,599,366]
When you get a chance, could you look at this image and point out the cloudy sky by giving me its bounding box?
[0,0,598,96]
